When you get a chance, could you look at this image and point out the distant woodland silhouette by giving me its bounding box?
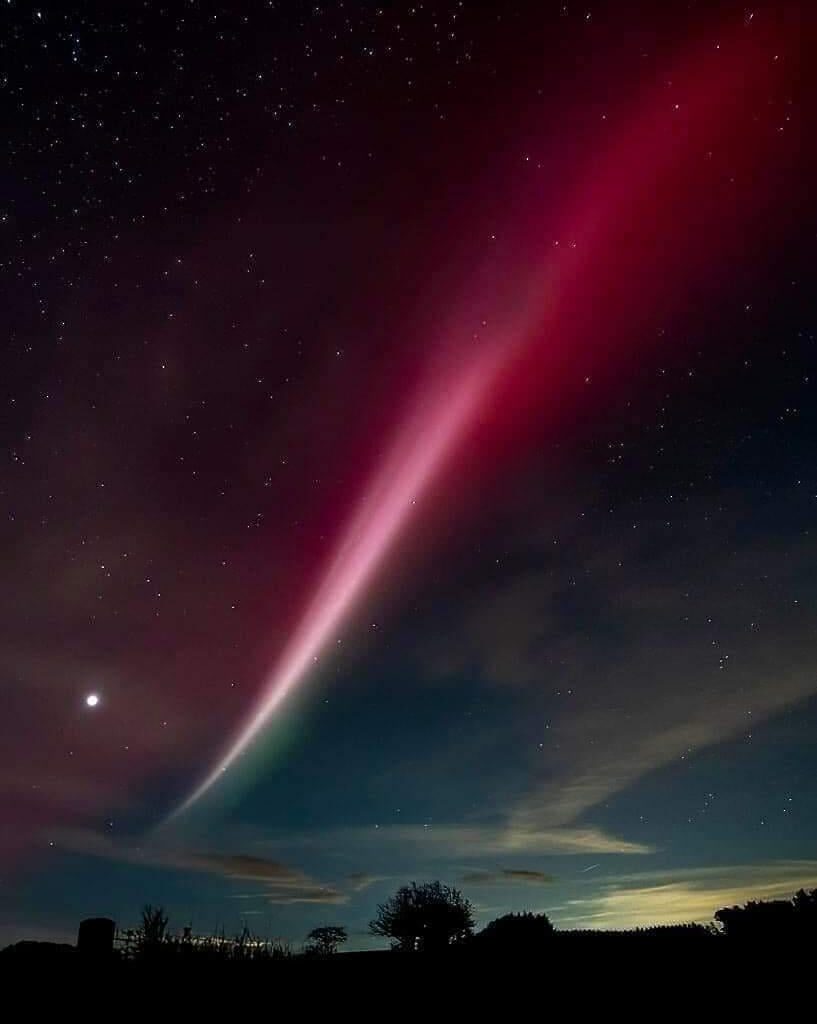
[2,881,816,962]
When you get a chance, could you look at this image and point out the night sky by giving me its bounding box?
[2,1,815,949]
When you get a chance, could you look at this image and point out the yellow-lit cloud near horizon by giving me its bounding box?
[558,861,817,930]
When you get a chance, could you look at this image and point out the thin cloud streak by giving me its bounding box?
[462,868,555,885]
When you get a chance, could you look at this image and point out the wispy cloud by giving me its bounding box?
[426,511,817,848]
[286,821,650,858]
[55,829,347,905]
[346,872,384,892]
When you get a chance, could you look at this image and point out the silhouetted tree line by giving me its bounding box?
[555,922,715,943]
[714,888,817,940]
[3,882,817,961]
[367,882,817,952]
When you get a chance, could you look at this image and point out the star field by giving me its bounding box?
[1,1,815,947]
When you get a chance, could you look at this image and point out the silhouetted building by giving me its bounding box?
[77,917,115,957]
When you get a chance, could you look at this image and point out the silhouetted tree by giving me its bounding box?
[793,888,817,921]
[715,899,795,938]
[477,911,554,951]
[715,888,817,940]
[304,925,348,956]
[370,881,474,952]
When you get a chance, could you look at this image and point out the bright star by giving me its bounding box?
[85,693,100,708]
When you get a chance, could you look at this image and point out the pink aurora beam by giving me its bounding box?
[173,349,500,814]
[174,15,798,816]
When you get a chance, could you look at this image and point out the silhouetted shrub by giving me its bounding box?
[137,904,170,960]
[477,911,554,952]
